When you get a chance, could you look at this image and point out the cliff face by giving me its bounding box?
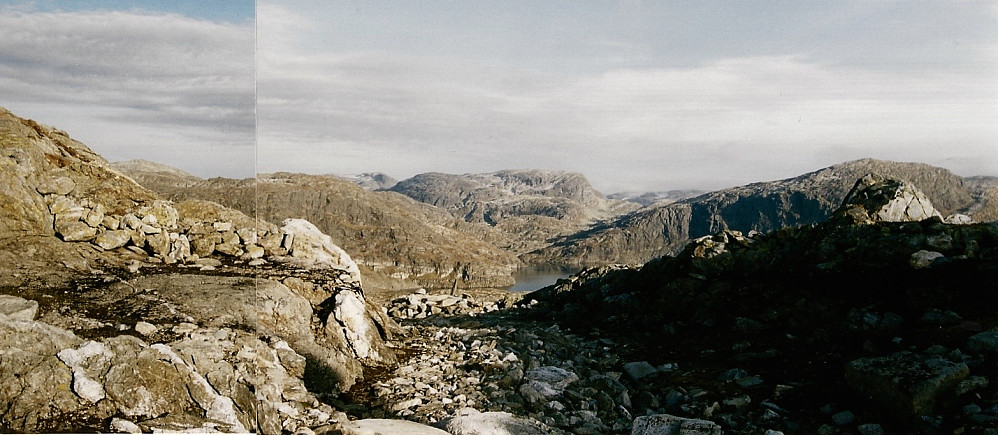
[523,159,991,266]
[122,171,520,290]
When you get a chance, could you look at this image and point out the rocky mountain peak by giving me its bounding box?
[388,170,639,255]
[335,172,398,190]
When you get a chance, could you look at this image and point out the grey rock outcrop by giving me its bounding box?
[521,176,998,432]
[834,173,943,224]
[93,270,394,393]
[0,108,402,432]
[0,107,156,240]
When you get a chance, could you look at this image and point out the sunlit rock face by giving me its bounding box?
[834,173,943,224]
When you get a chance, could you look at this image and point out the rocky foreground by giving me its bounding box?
[0,107,401,433]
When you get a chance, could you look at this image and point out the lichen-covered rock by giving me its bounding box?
[56,220,97,242]
[36,176,76,195]
[0,303,331,434]
[0,107,155,240]
[137,200,179,229]
[0,310,85,432]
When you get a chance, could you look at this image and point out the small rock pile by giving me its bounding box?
[41,185,285,267]
[385,289,510,320]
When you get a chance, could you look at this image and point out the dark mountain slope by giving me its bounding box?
[524,159,988,266]
[522,176,998,433]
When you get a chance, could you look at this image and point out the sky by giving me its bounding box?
[0,0,255,178]
[1,2,996,192]
[258,0,998,192]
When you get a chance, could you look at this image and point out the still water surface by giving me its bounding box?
[508,265,579,292]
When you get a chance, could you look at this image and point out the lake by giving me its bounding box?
[508,265,579,292]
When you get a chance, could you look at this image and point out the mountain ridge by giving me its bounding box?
[523,158,995,266]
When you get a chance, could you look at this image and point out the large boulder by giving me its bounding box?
[280,218,362,283]
[100,273,370,392]
[441,408,549,435]
[330,418,450,435]
[834,173,943,224]
[844,351,969,422]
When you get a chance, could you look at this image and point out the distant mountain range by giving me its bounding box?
[387,170,639,254]
[115,158,998,287]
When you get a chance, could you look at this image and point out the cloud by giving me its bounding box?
[257,2,998,191]
[0,7,254,178]
[260,43,997,190]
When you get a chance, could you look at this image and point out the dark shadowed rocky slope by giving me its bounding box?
[522,175,998,433]
[524,158,994,266]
